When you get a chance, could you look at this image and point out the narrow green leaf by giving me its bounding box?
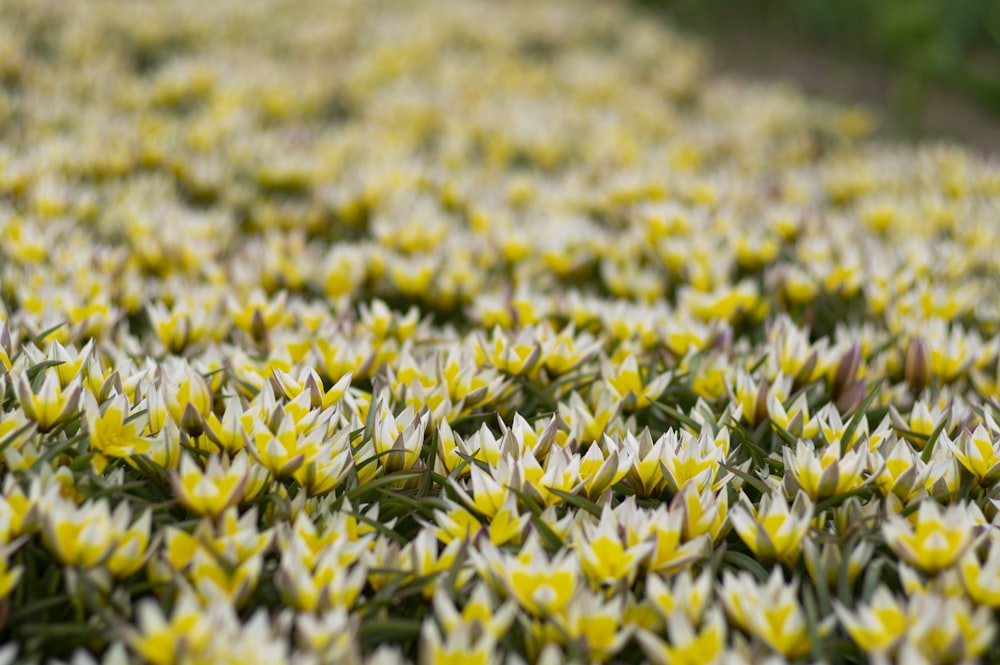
[545,487,602,519]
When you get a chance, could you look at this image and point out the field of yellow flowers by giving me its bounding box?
[1,0,1000,663]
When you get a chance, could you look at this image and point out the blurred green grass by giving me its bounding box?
[644,0,1000,118]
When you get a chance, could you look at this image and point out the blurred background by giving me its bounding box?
[641,0,1000,148]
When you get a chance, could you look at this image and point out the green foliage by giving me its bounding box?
[645,0,1000,115]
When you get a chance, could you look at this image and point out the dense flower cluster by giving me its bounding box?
[1,0,1000,663]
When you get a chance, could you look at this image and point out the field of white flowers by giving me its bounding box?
[1,0,1000,663]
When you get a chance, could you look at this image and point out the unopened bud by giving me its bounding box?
[180,402,205,437]
[712,325,733,355]
[905,337,931,394]
[835,380,866,415]
[250,308,268,344]
[833,343,862,397]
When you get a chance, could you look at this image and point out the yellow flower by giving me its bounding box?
[644,569,713,627]
[432,500,484,544]
[161,362,213,435]
[573,507,652,588]
[516,447,583,508]
[659,428,725,495]
[782,438,869,501]
[640,505,709,575]
[959,539,1000,607]
[127,592,211,665]
[141,419,183,470]
[731,489,813,566]
[948,422,1000,485]
[292,429,354,497]
[228,288,289,339]
[170,453,248,519]
[15,371,82,433]
[559,388,624,447]
[833,585,906,654]
[202,396,247,455]
[478,326,541,377]
[276,540,368,612]
[889,401,949,450]
[873,435,931,501]
[272,366,351,410]
[420,620,497,665]
[432,584,516,641]
[804,539,874,590]
[189,548,262,607]
[85,393,150,458]
[448,460,510,519]
[539,323,601,376]
[146,300,212,353]
[107,509,153,579]
[721,569,813,659]
[602,353,673,409]
[372,403,428,474]
[621,430,668,498]
[247,412,318,477]
[47,340,92,388]
[901,592,994,664]
[671,484,729,543]
[767,392,818,439]
[882,500,982,575]
[726,369,779,429]
[636,606,727,665]
[554,590,632,662]
[578,436,631,500]
[43,498,127,568]
[502,535,578,617]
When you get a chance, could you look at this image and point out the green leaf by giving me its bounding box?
[346,470,425,504]
[544,487,602,518]
[802,583,825,664]
[721,550,769,582]
[359,619,422,646]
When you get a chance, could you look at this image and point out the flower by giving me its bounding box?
[554,589,632,662]
[882,500,983,575]
[85,392,150,458]
[501,535,578,617]
[126,592,211,665]
[948,422,1000,485]
[959,539,1000,607]
[636,606,727,665]
[161,362,213,435]
[43,498,128,568]
[15,371,82,433]
[420,619,498,665]
[782,437,869,501]
[603,353,672,409]
[372,403,428,474]
[170,453,248,519]
[573,506,652,588]
[900,592,994,664]
[107,509,153,579]
[720,569,814,659]
[833,585,907,655]
[731,490,814,565]
[432,584,516,640]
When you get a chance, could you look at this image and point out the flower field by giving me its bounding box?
[2,0,1000,663]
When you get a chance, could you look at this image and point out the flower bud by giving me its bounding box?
[905,336,931,395]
